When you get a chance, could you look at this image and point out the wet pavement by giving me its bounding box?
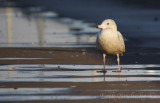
[0,1,160,103]
[1,63,160,103]
[0,48,160,103]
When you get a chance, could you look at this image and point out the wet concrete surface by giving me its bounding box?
[0,1,160,103]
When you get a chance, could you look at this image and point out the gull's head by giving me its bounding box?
[97,19,117,30]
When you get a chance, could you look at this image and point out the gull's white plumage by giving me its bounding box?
[96,19,125,72]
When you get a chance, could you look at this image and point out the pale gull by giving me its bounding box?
[96,19,125,72]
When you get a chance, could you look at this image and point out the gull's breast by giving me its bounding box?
[96,29,125,55]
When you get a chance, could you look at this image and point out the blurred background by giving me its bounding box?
[0,0,160,48]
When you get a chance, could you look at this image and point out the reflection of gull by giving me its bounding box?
[96,19,125,72]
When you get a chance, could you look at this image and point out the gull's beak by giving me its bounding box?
[97,25,103,29]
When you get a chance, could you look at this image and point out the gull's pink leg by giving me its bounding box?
[117,54,121,72]
[112,54,121,72]
[103,53,106,71]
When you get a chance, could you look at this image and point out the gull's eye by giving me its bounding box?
[107,23,109,25]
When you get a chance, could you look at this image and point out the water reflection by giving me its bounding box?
[146,70,156,74]
[0,64,160,82]
[36,17,45,46]
[5,7,12,44]
[103,72,106,82]
[0,64,160,101]
[0,7,98,47]
[1,87,71,94]
[8,65,13,81]
[0,94,160,101]
[92,70,106,82]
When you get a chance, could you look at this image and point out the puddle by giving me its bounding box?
[77,89,160,92]
[0,88,72,95]
[100,95,160,99]
[0,94,160,101]
[0,95,98,101]
[0,64,160,82]
[1,64,159,70]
